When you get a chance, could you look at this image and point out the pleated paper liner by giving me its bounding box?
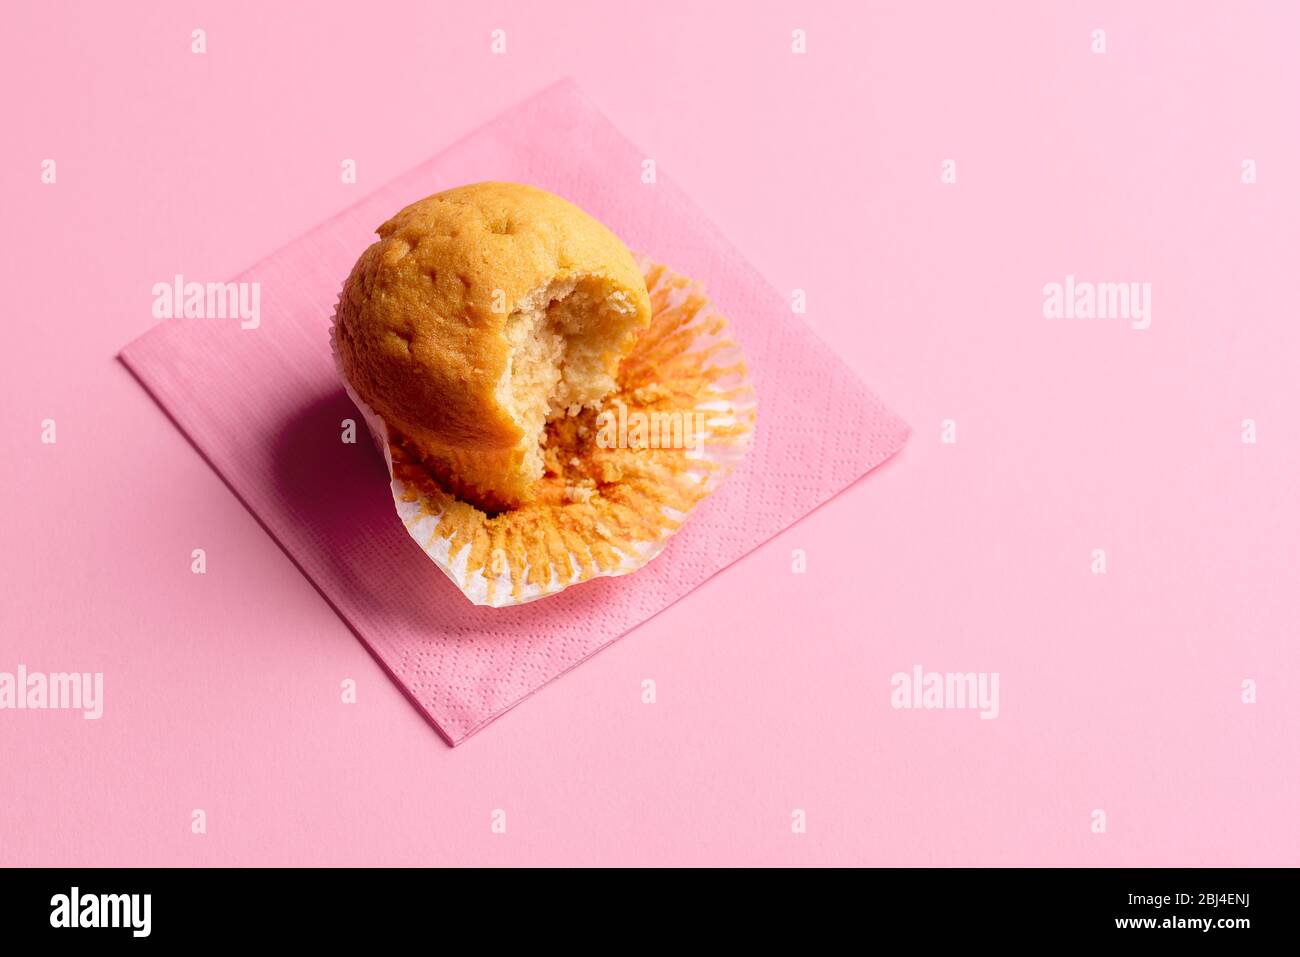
[332,258,757,606]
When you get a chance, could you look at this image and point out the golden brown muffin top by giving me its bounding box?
[335,181,651,456]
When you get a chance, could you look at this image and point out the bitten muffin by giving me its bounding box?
[335,182,652,511]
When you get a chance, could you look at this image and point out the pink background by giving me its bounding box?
[2,0,1297,866]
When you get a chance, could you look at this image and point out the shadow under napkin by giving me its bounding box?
[268,388,643,731]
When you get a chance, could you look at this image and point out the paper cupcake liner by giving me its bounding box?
[331,257,757,606]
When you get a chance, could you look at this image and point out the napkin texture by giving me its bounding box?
[120,78,910,745]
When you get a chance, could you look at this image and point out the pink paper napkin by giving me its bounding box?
[119,78,910,745]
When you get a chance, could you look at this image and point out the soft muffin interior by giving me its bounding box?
[499,276,644,484]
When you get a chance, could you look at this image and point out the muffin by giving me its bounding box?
[334,182,652,511]
[332,182,756,605]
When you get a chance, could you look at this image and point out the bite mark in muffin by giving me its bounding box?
[335,182,651,511]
